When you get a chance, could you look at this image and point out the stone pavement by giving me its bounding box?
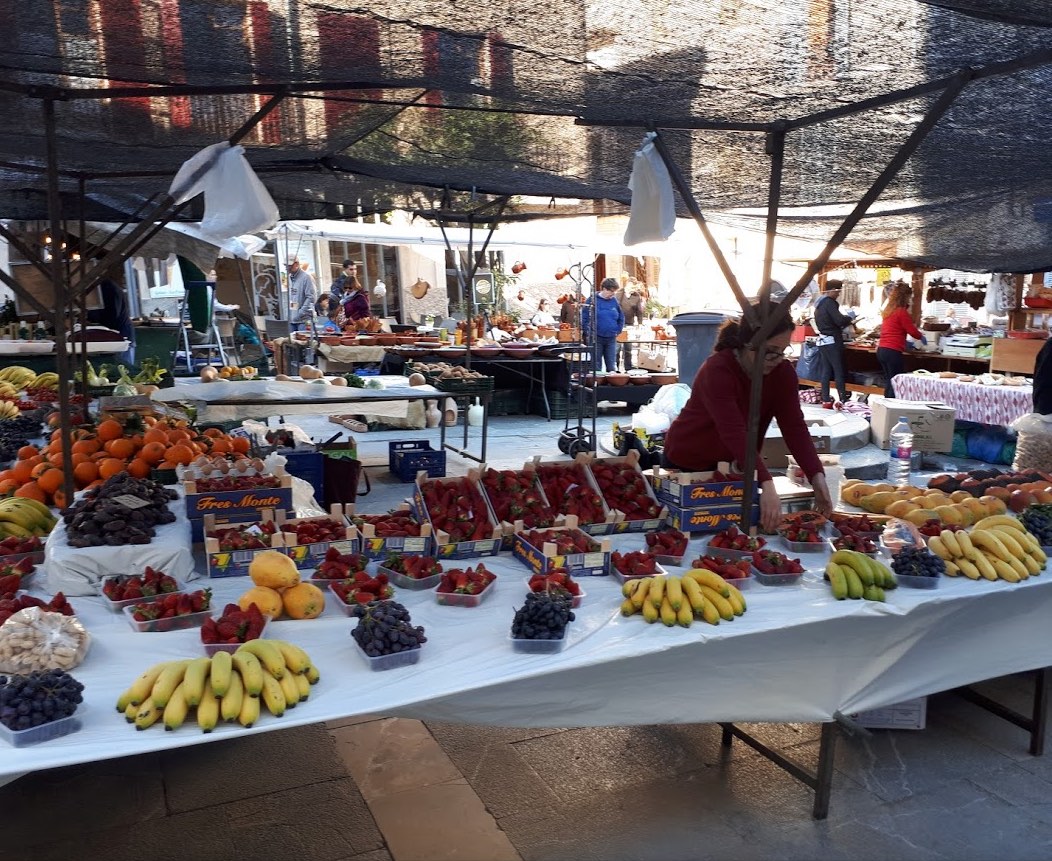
[2,410,1051,860]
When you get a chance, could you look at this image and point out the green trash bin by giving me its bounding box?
[132,324,180,384]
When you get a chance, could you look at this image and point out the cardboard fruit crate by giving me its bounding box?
[274,504,360,570]
[184,473,294,521]
[648,461,759,510]
[530,455,617,536]
[411,471,502,559]
[665,500,760,534]
[477,464,562,550]
[580,450,667,533]
[202,510,288,578]
[348,503,433,560]
[511,519,612,577]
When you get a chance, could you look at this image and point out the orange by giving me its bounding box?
[47,413,61,428]
[140,442,167,465]
[0,479,18,496]
[166,444,194,466]
[17,445,38,461]
[167,429,191,445]
[52,488,67,509]
[72,439,100,456]
[105,438,136,460]
[143,428,168,445]
[73,461,98,487]
[30,462,53,480]
[70,453,89,467]
[210,438,232,454]
[96,419,124,442]
[14,481,46,503]
[46,452,69,469]
[203,428,222,438]
[158,460,177,469]
[127,459,151,479]
[0,470,14,483]
[37,468,63,496]
[97,458,126,480]
[231,437,251,454]
[10,461,33,484]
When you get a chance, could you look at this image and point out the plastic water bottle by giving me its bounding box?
[886,416,913,485]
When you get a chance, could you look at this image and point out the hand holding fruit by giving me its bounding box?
[759,480,781,533]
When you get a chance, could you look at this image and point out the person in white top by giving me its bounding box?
[531,299,556,327]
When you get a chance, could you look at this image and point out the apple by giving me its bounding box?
[1008,490,1036,513]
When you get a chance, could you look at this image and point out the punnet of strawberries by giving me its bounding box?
[917,518,960,537]
[829,513,880,534]
[536,463,606,524]
[831,532,878,553]
[192,474,282,492]
[527,568,581,599]
[201,602,268,645]
[102,566,179,602]
[352,510,422,536]
[419,477,495,542]
[691,554,752,581]
[708,525,766,552]
[436,564,496,595]
[312,547,368,581]
[208,521,277,550]
[588,460,661,521]
[283,517,347,544]
[481,468,555,528]
[520,528,598,555]
[0,556,35,582]
[0,577,73,626]
[0,535,43,556]
[382,554,442,580]
[611,550,658,578]
[331,571,395,605]
[779,524,823,544]
[751,550,804,575]
[644,528,688,557]
[131,589,211,623]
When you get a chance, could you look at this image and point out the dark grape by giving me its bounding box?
[0,670,84,731]
[891,546,945,579]
[350,600,426,657]
[1021,506,1052,546]
[511,592,575,640]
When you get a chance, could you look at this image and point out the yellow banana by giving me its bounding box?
[685,569,730,597]
[724,586,745,617]
[988,528,1025,559]
[675,601,693,627]
[631,577,652,610]
[294,672,311,701]
[622,578,639,598]
[117,661,170,711]
[1022,553,1042,576]
[939,530,962,559]
[620,597,636,616]
[958,558,981,580]
[681,577,707,615]
[944,559,959,576]
[649,575,667,609]
[196,679,221,733]
[162,683,189,731]
[827,562,849,599]
[305,664,320,685]
[699,584,735,621]
[181,657,211,708]
[1007,555,1029,580]
[955,530,977,561]
[209,650,232,698]
[220,669,245,722]
[151,660,191,709]
[973,552,997,581]
[239,639,286,680]
[973,515,1024,532]
[971,530,1012,563]
[232,649,264,696]
[659,596,677,627]
[278,668,300,707]
[725,581,746,612]
[641,599,659,623]
[124,701,139,723]
[257,669,284,715]
[134,701,164,730]
[273,640,312,675]
[665,575,683,612]
[928,535,950,560]
[844,567,864,598]
[992,558,1021,582]
[238,689,261,728]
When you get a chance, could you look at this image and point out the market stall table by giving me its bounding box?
[5,531,1050,821]
[892,373,1034,426]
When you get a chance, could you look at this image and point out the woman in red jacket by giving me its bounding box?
[663,306,831,531]
[876,283,926,397]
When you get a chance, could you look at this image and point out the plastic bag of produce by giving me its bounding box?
[648,383,692,420]
[1011,413,1052,471]
[0,608,90,674]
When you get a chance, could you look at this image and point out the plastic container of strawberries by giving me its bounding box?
[825,537,880,558]
[704,541,764,561]
[523,578,585,608]
[0,706,85,747]
[777,535,827,554]
[717,572,755,590]
[201,615,271,655]
[99,575,185,612]
[122,604,211,633]
[353,639,422,671]
[434,578,496,607]
[610,560,667,585]
[508,630,568,653]
[750,567,803,587]
[379,564,442,591]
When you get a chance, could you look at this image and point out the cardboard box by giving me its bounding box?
[411,472,503,559]
[203,512,286,578]
[636,350,669,372]
[184,474,294,520]
[665,500,759,533]
[869,398,956,452]
[277,506,360,570]
[582,450,667,533]
[648,463,758,510]
[349,504,433,560]
[848,697,927,730]
[529,456,618,536]
[511,522,611,577]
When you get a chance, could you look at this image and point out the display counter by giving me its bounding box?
[892,373,1034,426]
[799,344,990,395]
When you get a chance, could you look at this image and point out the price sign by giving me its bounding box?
[875,268,891,286]
[113,494,151,509]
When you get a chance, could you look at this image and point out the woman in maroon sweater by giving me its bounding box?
[876,283,925,397]
[664,310,830,531]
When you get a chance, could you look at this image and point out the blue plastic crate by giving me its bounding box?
[388,441,446,482]
[282,450,325,503]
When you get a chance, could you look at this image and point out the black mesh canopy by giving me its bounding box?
[2,0,1052,271]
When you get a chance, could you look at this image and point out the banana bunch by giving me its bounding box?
[116,639,320,733]
[0,365,36,388]
[0,401,20,420]
[0,382,19,399]
[29,372,59,390]
[928,515,1045,582]
[0,496,57,536]
[825,549,897,601]
[621,571,746,627]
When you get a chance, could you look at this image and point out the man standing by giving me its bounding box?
[617,279,646,370]
[813,279,855,405]
[287,257,317,330]
[329,259,359,305]
[582,278,626,373]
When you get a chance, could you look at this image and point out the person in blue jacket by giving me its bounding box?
[582,278,625,373]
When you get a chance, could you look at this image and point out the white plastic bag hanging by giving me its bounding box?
[169,142,279,242]
[623,132,676,246]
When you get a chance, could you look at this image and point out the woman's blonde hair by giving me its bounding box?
[881,282,912,318]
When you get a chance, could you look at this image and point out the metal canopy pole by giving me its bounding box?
[42,98,76,505]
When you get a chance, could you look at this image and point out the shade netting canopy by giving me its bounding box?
[1,0,1052,271]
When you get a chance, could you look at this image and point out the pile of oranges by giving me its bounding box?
[0,416,252,508]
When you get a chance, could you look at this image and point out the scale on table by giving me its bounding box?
[941,334,992,358]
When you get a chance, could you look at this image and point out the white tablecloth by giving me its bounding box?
[893,373,1033,425]
[41,495,197,598]
[5,531,1052,780]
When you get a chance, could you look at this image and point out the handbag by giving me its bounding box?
[795,338,821,380]
[318,437,370,506]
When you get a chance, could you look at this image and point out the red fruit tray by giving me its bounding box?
[434,577,496,607]
[201,615,271,655]
[378,564,443,591]
[522,577,585,608]
[99,574,186,612]
[122,604,211,633]
[610,560,667,585]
